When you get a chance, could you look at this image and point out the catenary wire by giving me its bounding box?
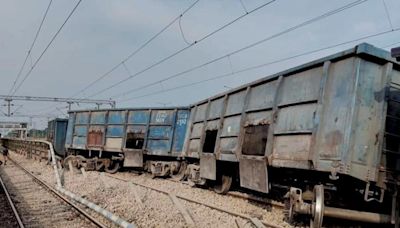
[383,40,400,48]
[82,0,277,98]
[238,0,249,14]
[179,16,191,45]
[8,0,53,96]
[381,0,394,31]
[69,0,201,98]
[111,0,367,99]
[11,0,83,96]
[118,27,400,103]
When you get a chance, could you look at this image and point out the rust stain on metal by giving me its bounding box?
[324,130,343,149]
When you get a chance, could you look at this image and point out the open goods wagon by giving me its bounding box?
[64,107,190,174]
[47,118,68,157]
[182,43,400,226]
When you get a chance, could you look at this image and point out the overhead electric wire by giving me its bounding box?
[112,0,368,99]
[69,0,201,98]
[11,0,83,96]
[8,0,53,96]
[238,0,249,14]
[82,0,277,98]
[179,16,191,45]
[383,40,400,48]
[118,27,400,103]
[381,0,394,31]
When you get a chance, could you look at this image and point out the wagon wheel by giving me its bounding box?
[213,174,232,194]
[171,162,188,181]
[63,155,80,171]
[105,161,120,174]
[310,185,325,228]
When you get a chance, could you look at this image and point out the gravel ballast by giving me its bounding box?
[9,151,290,228]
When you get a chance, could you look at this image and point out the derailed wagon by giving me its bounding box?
[47,118,68,157]
[182,43,400,226]
[64,107,190,174]
[45,43,400,226]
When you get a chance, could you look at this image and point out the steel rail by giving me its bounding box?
[227,191,285,208]
[105,174,283,228]
[5,138,136,228]
[0,174,25,228]
[9,158,109,228]
[166,177,285,209]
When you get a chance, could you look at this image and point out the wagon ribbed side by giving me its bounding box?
[182,44,400,222]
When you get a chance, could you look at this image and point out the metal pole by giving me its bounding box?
[6,99,12,117]
[34,139,135,228]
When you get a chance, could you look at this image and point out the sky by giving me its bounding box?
[0,0,399,130]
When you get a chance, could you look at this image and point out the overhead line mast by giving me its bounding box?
[0,95,116,117]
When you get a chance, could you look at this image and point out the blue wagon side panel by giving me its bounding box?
[173,110,190,152]
[66,107,190,158]
[73,125,87,149]
[72,112,89,149]
[65,114,75,146]
[146,110,175,155]
[128,111,149,124]
[90,112,106,124]
[75,112,89,124]
[48,118,68,157]
[108,111,125,124]
[54,120,68,156]
[104,111,126,149]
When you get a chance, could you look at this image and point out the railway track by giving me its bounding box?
[104,173,284,228]
[0,172,23,228]
[0,161,108,228]
[166,176,286,209]
[114,169,286,210]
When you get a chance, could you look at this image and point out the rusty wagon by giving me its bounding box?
[181,43,400,227]
[63,107,190,174]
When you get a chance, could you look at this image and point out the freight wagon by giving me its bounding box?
[64,107,190,174]
[181,43,400,227]
[47,118,68,157]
